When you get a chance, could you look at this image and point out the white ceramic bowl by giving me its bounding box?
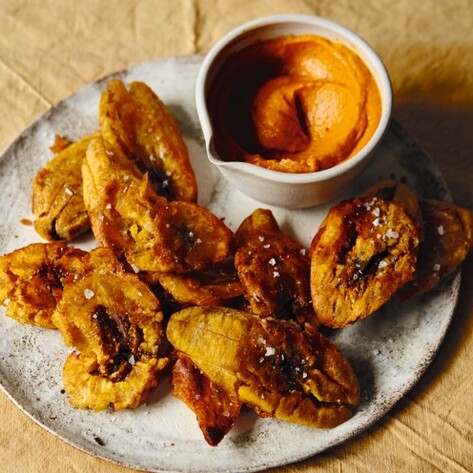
[195,14,392,209]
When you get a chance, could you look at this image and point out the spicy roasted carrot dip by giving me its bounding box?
[208,34,382,173]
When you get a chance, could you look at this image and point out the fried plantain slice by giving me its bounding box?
[167,306,359,429]
[32,133,98,241]
[99,79,197,202]
[310,181,421,327]
[149,259,243,307]
[400,199,473,299]
[83,136,234,272]
[0,242,87,328]
[63,352,164,411]
[234,209,316,327]
[171,350,242,446]
[51,247,169,410]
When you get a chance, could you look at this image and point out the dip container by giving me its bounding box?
[195,14,392,208]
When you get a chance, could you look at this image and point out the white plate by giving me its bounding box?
[0,55,460,473]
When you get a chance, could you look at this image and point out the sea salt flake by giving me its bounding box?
[378,260,388,269]
[258,236,265,242]
[437,225,445,235]
[433,263,441,272]
[263,244,271,249]
[84,289,95,300]
[265,346,276,357]
[268,258,276,266]
[386,229,399,239]
[273,271,280,278]
[64,187,73,196]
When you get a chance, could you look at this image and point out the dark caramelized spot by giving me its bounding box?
[92,304,144,380]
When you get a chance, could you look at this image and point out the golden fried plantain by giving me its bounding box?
[171,350,242,446]
[234,209,316,326]
[52,247,169,410]
[150,260,243,307]
[310,181,421,327]
[0,242,87,328]
[167,306,359,429]
[400,199,473,299]
[99,80,197,202]
[32,133,98,241]
[63,352,164,411]
[83,136,234,273]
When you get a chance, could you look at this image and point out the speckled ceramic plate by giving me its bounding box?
[0,55,460,473]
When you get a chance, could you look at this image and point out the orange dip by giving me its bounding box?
[208,34,382,173]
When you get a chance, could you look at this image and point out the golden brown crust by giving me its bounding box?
[400,199,473,299]
[149,259,243,307]
[0,242,87,328]
[83,136,234,273]
[52,247,169,410]
[234,209,316,327]
[99,80,197,202]
[310,182,421,327]
[167,306,359,429]
[171,350,242,446]
[63,351,166,411]
[32,133,98,241]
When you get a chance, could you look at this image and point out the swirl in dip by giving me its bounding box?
[207,34,382,173]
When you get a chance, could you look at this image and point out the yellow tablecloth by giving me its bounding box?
[1,1,472,472]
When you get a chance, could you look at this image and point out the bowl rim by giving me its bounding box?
[195,13,393,185]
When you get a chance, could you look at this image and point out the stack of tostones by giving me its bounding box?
[82,134,234,273]
[2,77,473,447]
